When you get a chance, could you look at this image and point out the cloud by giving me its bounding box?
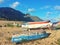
[10,1,20,8]
[55,17,60,21]
[28,8,35,12]
[47,12,52,15]
[40,6,51,9]
[0,0,4,3]
[54,5,60,10]
[46,12,52,17]
[55,14,60,21]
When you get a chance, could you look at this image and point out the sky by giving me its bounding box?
[0,0,60,22]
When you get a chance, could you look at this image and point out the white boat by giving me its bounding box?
[22,21,52,29]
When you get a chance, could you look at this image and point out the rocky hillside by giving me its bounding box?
[0,7,43,22]
[30,16,43,22]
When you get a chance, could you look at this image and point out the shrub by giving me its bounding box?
[55,25,60,29]
[16,24,20,27]
[0,25,2,27]
[57,39,60,45]
[7,37,11,41]
[7,24,14,27]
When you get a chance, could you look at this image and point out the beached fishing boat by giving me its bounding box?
[22,21,52,29]
[11,30,49,43]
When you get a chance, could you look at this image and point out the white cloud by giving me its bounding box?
[28,8,35,12]
[55,14,60,21]
[44,6,50,8]
[0,0,4,3]
[10,2,20,8]
[46,12,52,17]
[40,6,51,9]
[54,5,60,10]
[46,12,52,20]
[55,17,60,21]
[47,12,52,15]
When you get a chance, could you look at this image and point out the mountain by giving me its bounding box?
[30,16,43,22]
[0,7,43,22]
[24,13,43,22]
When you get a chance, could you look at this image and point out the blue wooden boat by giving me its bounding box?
[11,30,49,43]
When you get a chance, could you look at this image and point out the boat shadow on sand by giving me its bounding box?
[16,33,51,44]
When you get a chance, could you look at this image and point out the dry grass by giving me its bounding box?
[0,27,22,45]
[0,27,60,45]
[0,21,60,45]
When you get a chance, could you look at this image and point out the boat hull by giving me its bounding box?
[11,33,49,43]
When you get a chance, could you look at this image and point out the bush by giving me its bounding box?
[16,24,20,27]
[7,24,14,27]
[7,37,11,41]
[0,25,2,27]
[57,39,60,45]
